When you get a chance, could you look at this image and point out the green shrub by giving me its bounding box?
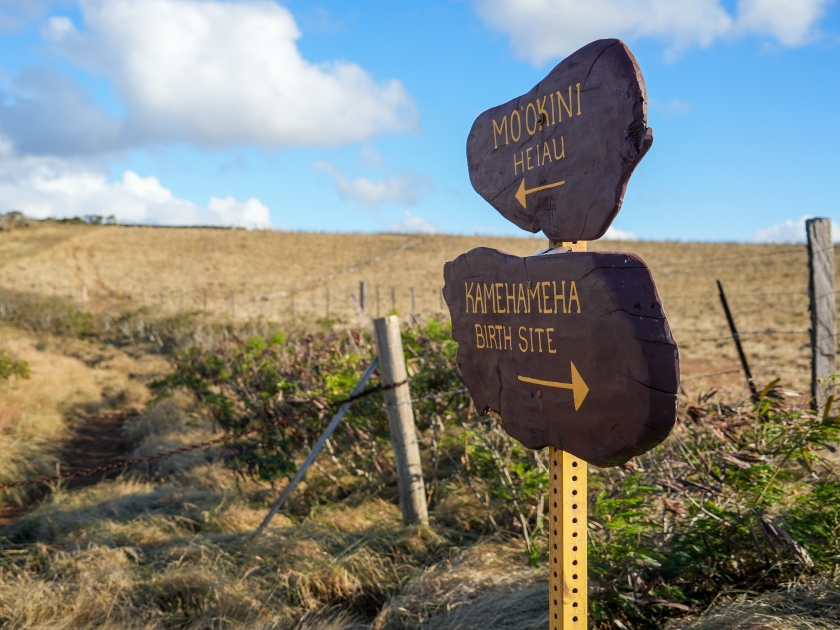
[0,348,29,380]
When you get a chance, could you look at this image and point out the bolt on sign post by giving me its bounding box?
[443,39,679,628]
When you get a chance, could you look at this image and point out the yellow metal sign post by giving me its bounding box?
[548,239,588,629]
[549,447,587,629]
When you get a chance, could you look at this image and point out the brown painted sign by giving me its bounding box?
[443,247,679,467]
[467,39,652,242]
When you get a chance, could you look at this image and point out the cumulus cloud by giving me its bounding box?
[750,216,840,243]
[0,66,123,156]
[473,0,832,64]
[389,210,438,234]
[0,0,64,32]
[737,0,831,45]
[603,225,636,240]
[2,0,416,155]
[313,161,431,208]
[0,152,270,228]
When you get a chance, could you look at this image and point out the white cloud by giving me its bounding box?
[603,225,636,240]
[750,216,840,243]
[737,0,831,45]
[313,161,431,208]
[650,98,693,118]
[0,152,270,228]
[473,0,832,64]
[3,0,416,155]
[0,0,63,32]
[389,210,438,234]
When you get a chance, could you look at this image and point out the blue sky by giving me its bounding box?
[0,0,837,242]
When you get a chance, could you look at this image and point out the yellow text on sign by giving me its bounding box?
[465,280,581,315]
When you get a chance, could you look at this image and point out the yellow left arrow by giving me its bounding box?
[518,362,589,411]
[515,178,565,208]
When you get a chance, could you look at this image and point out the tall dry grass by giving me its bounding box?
[669,577,840,630]
[0,338,542,629]
[0,324,168,506]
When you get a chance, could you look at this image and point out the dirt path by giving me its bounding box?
[60,411,137,489]
[0,411,135,526]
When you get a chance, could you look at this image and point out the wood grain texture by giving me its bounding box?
[807,218,836,410]
[443,247,679,467]
[373,316,429,524]
[467,39,652,242]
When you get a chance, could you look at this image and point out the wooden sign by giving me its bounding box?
[466,39,652,242]
[443,247,679,467]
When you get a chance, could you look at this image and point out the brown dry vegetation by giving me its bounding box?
[2,220,839,629]
[0,221,830,397]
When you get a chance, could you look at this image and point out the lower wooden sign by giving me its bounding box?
[443,247,679,467]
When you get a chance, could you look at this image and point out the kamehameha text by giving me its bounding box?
[464,280,581,353]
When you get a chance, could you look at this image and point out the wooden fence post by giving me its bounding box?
[807,218,836,411]
[373,315,429,525]
[360,281,367,317]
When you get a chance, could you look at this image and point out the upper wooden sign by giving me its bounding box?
[467,39,652,242]
[443,247,679,467]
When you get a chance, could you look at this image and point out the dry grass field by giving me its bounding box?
[1,219,839,629]
[0,220,827,397]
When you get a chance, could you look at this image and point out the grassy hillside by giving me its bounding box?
[0,220,827,395]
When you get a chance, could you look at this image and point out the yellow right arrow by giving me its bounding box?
[515,178,566,208]
[518,362,589,411]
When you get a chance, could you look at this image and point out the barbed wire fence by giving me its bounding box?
[0,240,836,534]
[0,376,426,491]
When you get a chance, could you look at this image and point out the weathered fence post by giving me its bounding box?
[410,287,415,317]
[360,281,367,317]
[373,315,429,525]
[807,218,836,411]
